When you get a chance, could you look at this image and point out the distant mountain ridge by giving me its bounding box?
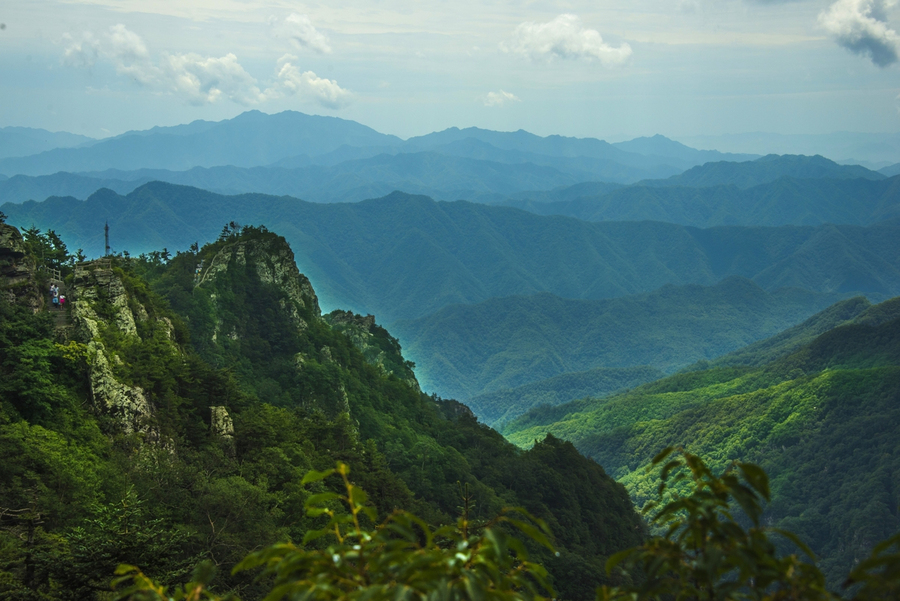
[0,126,95,160]
[703,296,900,369]
[0,111,402,176]
[506,174,900,227]
[466,366,665,428]
[612,133,758,166]
[0,110,750,185]
[4,185,900,323]
[648,154,883,189]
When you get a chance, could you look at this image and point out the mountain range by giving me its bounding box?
[0,111,762,205]
[4,185,900,325]
[3,108,900,597]
[504,172,900,227]
[0,126,94,160]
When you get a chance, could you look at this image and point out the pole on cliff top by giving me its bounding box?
[105,221,110,257]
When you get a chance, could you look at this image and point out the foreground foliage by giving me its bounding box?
[115,463,555,601]
[600,448,833,601]
[114,452,900,601]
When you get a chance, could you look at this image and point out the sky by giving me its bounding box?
[2,0,900,141]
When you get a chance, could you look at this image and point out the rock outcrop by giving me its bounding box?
[210,406,234,438]
[72,260,155,436]
[199,234,320,329]
[0,223,42,311]
[85,341,153,435]
[72,261,139,340]
[326,309,420,391]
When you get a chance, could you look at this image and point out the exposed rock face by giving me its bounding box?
[325,310,421,391]
[72,261,155,435]
[199,235,320,329]
[73,262,139,340]
[210,406,234,438]
[0,223,42,312]
[86,340,153,435]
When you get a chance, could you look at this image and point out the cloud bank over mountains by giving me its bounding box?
[8,0,900,140]
[501,14,632,66]
[820,0,900,66]
[62,22,351,108]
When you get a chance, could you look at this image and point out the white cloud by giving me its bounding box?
[273,14,332,54]
[272,55,352,109]
[62,32,102,68]
[162,53,264,105]
[501,14,632,66]
[819,0,900,67]
[107,24,159,85]
[483,90,521,107]
[61,25,352,109]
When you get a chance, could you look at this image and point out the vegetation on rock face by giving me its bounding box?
[0,224,644,601]
[324,310,419,389]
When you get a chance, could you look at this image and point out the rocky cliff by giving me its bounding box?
[325,310,420,390]
[198,232,320,335]
[71,261,157,436]
[0,223,42,311]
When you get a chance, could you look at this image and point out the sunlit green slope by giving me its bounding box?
[503,297,900,585]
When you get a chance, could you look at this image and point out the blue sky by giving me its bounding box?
[2,0,899,140]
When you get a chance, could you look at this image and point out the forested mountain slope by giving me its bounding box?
[4,185,900,323]
[390,277,842,400]
[465,365,664,429]
[506,175,900,227]
[704,296,900,369]
[0,223,643,601]
[502,296,900,587]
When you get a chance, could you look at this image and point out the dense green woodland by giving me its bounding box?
[504,296,900,587]
[0,224,643,601]
[466,365,664,429]
[392,278,842,401]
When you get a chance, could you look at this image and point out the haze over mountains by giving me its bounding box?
[391,277,843,400]
[0,110,764,205]
[0,126,95,160]
[3,109,899,417]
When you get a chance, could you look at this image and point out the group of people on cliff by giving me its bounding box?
[49,283,65,309]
